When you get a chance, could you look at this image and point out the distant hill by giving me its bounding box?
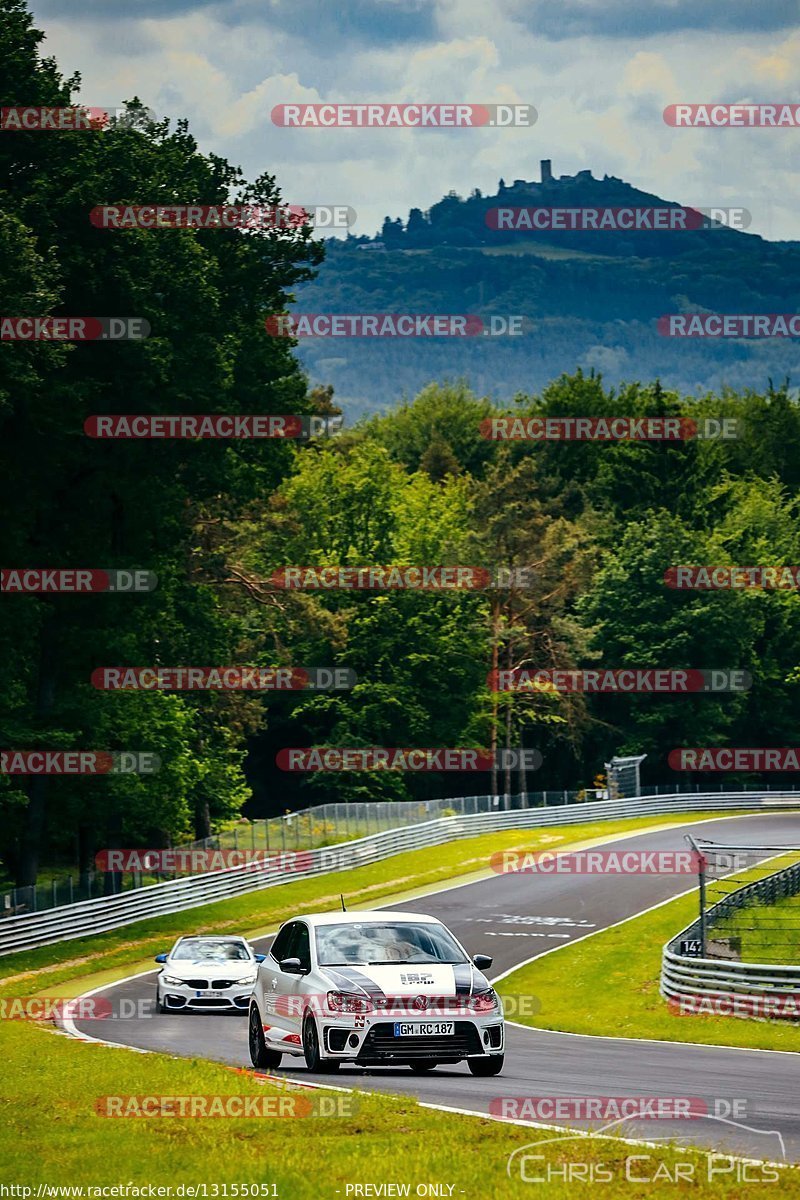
[292,163,800,417]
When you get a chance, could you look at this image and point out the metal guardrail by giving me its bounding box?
[2,790,798,957]
[4,781,787,918]
[661,854,800,1018]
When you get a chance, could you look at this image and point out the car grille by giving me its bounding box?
[176,978,243,989]
[358,1021,482,1060]
[371,996,464,1015]
[188,998,230,1008]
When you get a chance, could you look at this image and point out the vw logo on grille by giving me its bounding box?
[412,994,428,1011]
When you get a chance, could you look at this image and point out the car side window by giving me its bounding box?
[294,923,311,972]
[270,923,295,964]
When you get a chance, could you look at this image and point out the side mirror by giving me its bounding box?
[472,954,493,970]
[254,954,266,963]
[279,956,303,974]
[154,953,168,964]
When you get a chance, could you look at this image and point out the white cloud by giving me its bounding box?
[30,1,800,240]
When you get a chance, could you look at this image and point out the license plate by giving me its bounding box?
[196,990,223,998]
[393,1022,454,1037]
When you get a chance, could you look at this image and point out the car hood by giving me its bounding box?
[318,961,490,998]
[164,960,257,978]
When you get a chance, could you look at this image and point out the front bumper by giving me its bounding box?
[160,980,254,1011]
[322,1017,504,1063]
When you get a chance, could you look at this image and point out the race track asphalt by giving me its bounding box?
[70,812,800,1164]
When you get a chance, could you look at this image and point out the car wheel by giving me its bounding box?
[155,987,168,1015]
[249,1004,282,1070]
[302,1013,340,1073]
[467,1054,504,1077]
[408,1060,438,1073]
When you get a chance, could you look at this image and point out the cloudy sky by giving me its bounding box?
[29,0,800,240]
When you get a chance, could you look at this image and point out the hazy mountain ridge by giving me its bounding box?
[292,165,799,416]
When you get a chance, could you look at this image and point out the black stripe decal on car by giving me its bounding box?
[323,966,388,999]
[452,963,475,996]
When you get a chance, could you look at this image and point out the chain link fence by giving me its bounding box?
[2,780,796,920]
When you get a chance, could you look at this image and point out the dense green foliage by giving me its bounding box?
[0,0,321,883]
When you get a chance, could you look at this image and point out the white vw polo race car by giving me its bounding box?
[248,910,504,1075]
[154,935,266,1013]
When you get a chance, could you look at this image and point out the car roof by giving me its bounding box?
[286,910,441,928]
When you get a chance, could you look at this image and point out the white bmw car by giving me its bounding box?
[248,910,504,1075]
[154,935,265,1013]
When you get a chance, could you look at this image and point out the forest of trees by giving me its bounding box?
[2,0,800,890]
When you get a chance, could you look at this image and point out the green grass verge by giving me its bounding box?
[497,889,800,1052]
[2,1018,798,1194]
[0,811,760,997]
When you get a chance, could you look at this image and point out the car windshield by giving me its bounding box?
[171,940,251,962]
[315,922,468,966]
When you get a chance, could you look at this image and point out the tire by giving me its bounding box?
[249,1004,282,1070]
[408,1060,438,1073]
[155,987,168,1015]
[303,1013,340,1073]
[467,1054,504,1077]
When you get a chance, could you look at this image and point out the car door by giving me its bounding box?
[263,922,307,1040]
[261,922,293,1026]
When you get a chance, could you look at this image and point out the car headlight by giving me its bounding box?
[161,975,185,986]
[327,990,373,1014]
[238,974,258,986]
[470,988,500,1013]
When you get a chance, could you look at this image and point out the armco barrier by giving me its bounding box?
[2,791,798,957]
[661,856,800,1018]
